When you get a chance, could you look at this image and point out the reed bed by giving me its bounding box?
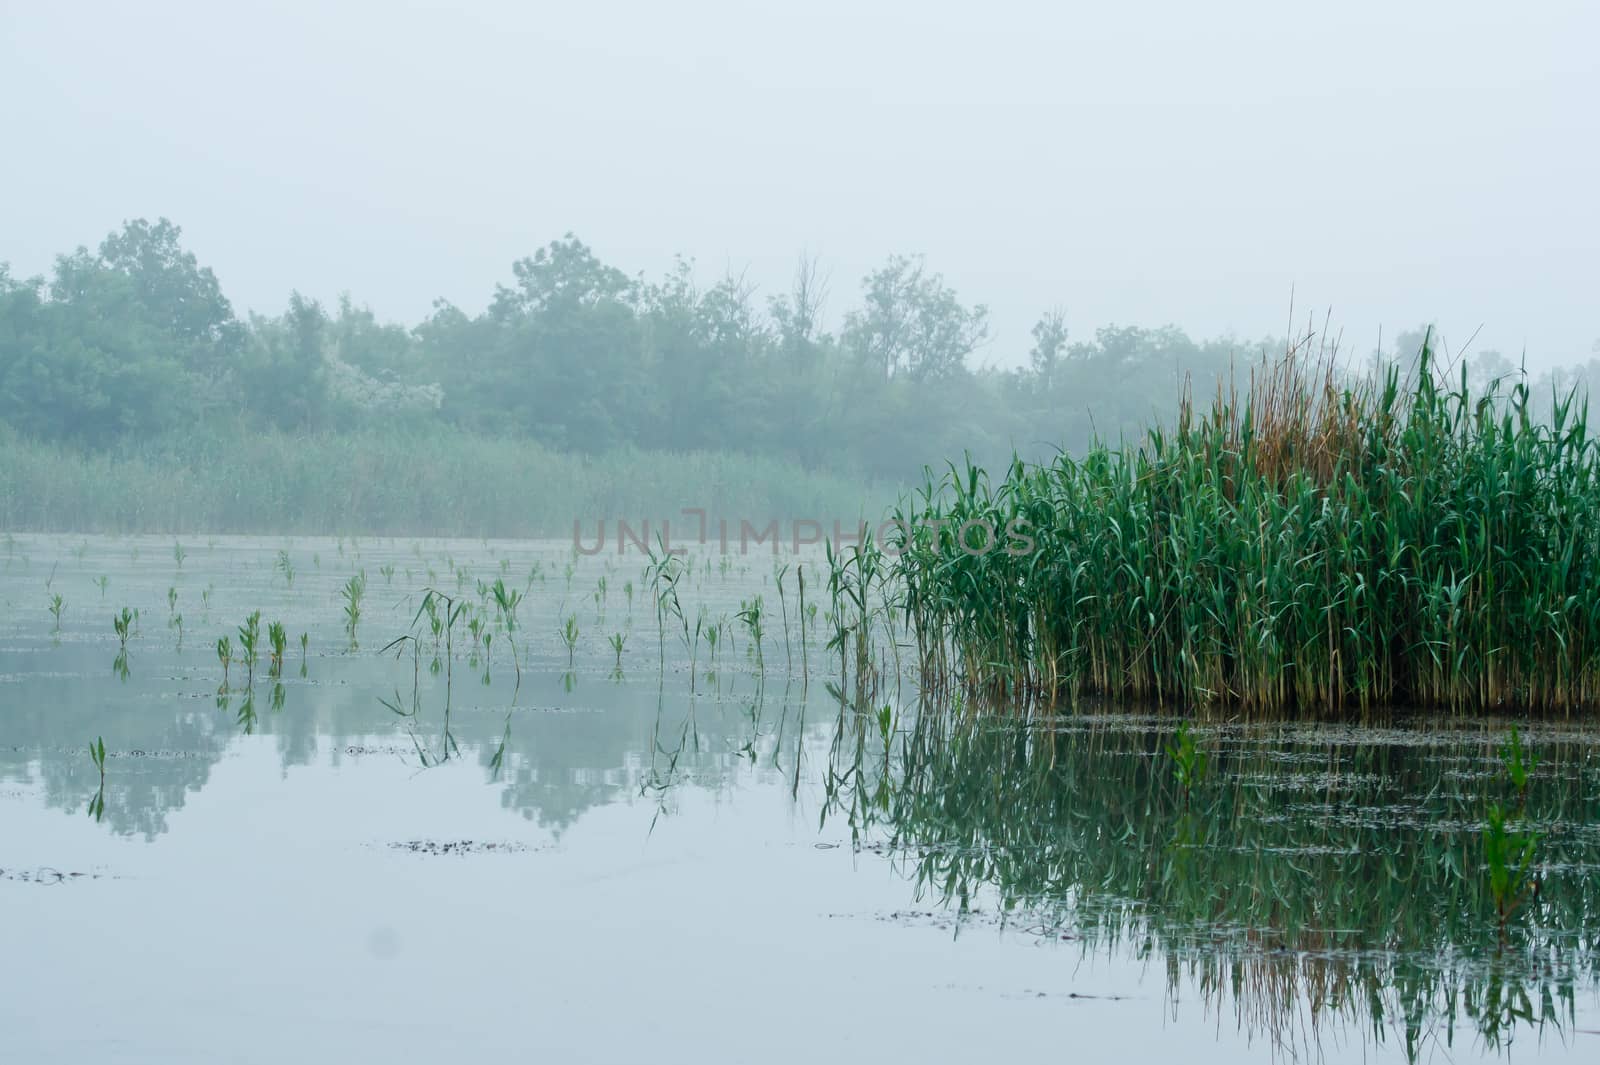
[0,425,882,538]
[892,336,1600,715]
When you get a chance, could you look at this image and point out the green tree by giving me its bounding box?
[240,294,332,431]
[842,255,988,383]
[1028,308,1069,393]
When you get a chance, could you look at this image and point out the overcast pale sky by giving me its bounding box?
[3,0,1596,368]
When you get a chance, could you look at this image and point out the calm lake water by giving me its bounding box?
[3,534,1597,1064]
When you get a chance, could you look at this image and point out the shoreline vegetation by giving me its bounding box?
[11,219,1600,718]
[0,426,886,538]
[10,218,1597,514]
[889,333,1600,715]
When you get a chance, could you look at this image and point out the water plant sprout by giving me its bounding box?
[561,614,580,669]
[268,621,287,677]
[112,607,133,653]
[490,578,523,695]
[238,611,261,688]
[342,572,366,649]
[86,737,107,822]
[216,635,233,692]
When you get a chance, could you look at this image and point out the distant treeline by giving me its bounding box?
[3,219,1597,485]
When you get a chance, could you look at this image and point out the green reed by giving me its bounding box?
[1165,719,1207,795]
[216,635,232,692]
[560,614,579,668]
[341,572,366,649]
[737,596,765,673]
[86,737,106,823]
[267,621,287,677]
[891,339,1600,716]
[382,588,469,764]
[112,607,133,652]
[490,578,522,694]
[237,611,261,688]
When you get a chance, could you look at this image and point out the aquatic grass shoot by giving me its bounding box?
[1501,726,1538,804]
[382,588,470,763]
[1483,803,1539,932]
[342,571,366,649]
[1166,720,1207,796]
[216,635,232,692]
[86,736,106,822]
[238,611,261,688]
[268,621,287,677]
[490,578,523,694]
[737,596,766,674]
[275,550,295,588]
[561,614,579,668]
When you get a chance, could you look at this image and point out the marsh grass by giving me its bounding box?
[0,430,885,540]
[892,332,1600,716]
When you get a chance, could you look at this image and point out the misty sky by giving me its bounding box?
[4,0,1597,369]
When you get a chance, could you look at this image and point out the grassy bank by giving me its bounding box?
[891,342,1600,714]
[0,425,885,538]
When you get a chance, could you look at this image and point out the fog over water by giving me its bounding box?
[7,8,1600,1060]
[4,0,1597,366]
